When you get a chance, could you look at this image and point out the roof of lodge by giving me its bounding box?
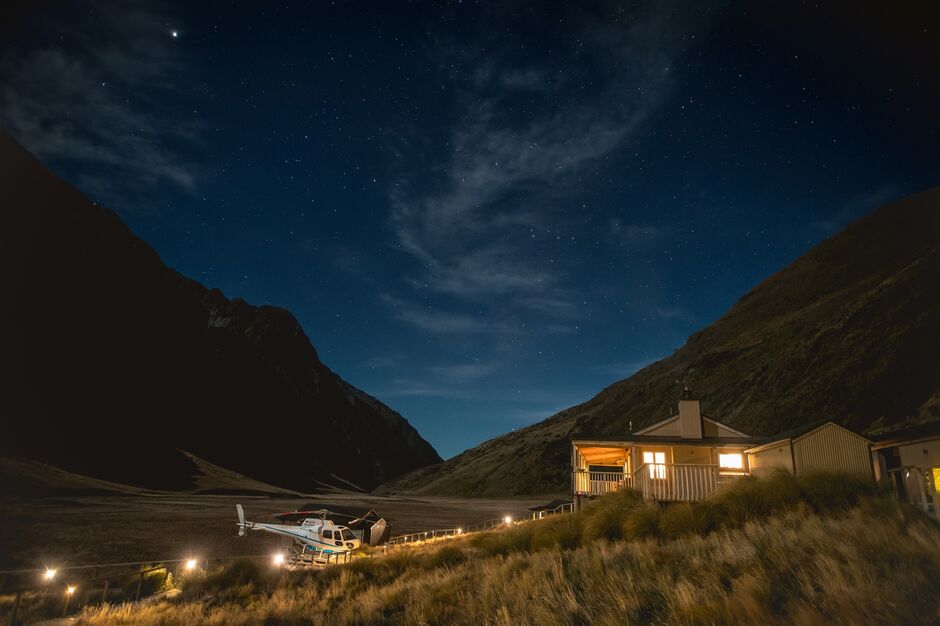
[572,420,869,448]
[570,434,765,446]
[871,420,940,448]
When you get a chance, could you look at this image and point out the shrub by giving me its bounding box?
[711,476,774,527]
[622,504,661,540]
[659,502,714,539]
[530,514,582,552]
[120,565,172,599]
[181,557,275,601]
[423,545,468,569]
[469,525,533,556]
[797,471,876,512]
[581,488,644,543]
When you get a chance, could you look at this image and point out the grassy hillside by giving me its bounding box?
[379,187,940,496]
[64,474,940,626]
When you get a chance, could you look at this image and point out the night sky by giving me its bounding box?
[2,1,939,459]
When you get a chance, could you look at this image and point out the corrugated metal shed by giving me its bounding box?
[745,421,872,479]
[792,422,872,479]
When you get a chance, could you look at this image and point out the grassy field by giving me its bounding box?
[51,472,940,625]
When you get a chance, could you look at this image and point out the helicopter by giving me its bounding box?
[236,504,389,556]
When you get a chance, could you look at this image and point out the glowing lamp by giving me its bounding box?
[44,568,57,581]
[66,585,76,595]
[273,553,285,566]
[503,515,513,525]
[185,558,198,571]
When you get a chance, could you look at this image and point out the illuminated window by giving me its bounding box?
[719,453,743,469]
[643,451,666,479]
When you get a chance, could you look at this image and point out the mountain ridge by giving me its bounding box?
[0,128,441,493]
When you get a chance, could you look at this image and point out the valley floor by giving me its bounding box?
[0,493,546,569]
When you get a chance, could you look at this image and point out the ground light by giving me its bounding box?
[503,515,513,525]
[43,567,57,581]
[63,585,77,616]
[185,558,198,571]
[273,553,285,566]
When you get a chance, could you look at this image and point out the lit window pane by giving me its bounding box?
[719,453,743,469]
[644,451,667,479]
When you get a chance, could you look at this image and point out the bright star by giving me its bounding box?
[171,30,179,38]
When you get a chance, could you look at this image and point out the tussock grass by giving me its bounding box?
[73,473,940,625]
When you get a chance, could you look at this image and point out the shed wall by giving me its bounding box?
[793,423,871,479]
[747,443,794,477]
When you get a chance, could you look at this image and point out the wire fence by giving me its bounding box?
[528,502,574,519]
[385,502,574,548]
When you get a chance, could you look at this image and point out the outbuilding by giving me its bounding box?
[745,421,872,480]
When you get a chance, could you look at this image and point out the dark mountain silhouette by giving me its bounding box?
[0,129,440,492]
[379,187,940,496]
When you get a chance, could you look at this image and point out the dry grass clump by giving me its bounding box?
[72,473,939,626]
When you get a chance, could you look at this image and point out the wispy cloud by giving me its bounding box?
[388,1,696,334]
[361,355,398,370]
[608,219,666,246]
[428,362,498,382]
[381,294,512,335]
[372,360,497,398]
[379,379,472,399]
[0,1,200,206]
[597,357,660,379]
[810,185,900,235]
[650,306,697,323]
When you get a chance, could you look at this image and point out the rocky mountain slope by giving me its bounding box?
[0,129,440,492]
[379,187,940,496]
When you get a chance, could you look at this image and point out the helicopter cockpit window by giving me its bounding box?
[323,530,333,539]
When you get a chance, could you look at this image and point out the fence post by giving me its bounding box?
[8,589,22,626]
[102,579,110,605]
[135,571,144,601]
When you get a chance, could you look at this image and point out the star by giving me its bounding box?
[171,30,179,39]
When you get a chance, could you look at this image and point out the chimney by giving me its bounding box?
[678,399,703,439]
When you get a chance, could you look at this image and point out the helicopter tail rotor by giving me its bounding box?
[236,504,248,537]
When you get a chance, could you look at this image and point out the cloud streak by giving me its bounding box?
[388,1,695,335]
[381,294,512,335]
[809,185,901,235]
